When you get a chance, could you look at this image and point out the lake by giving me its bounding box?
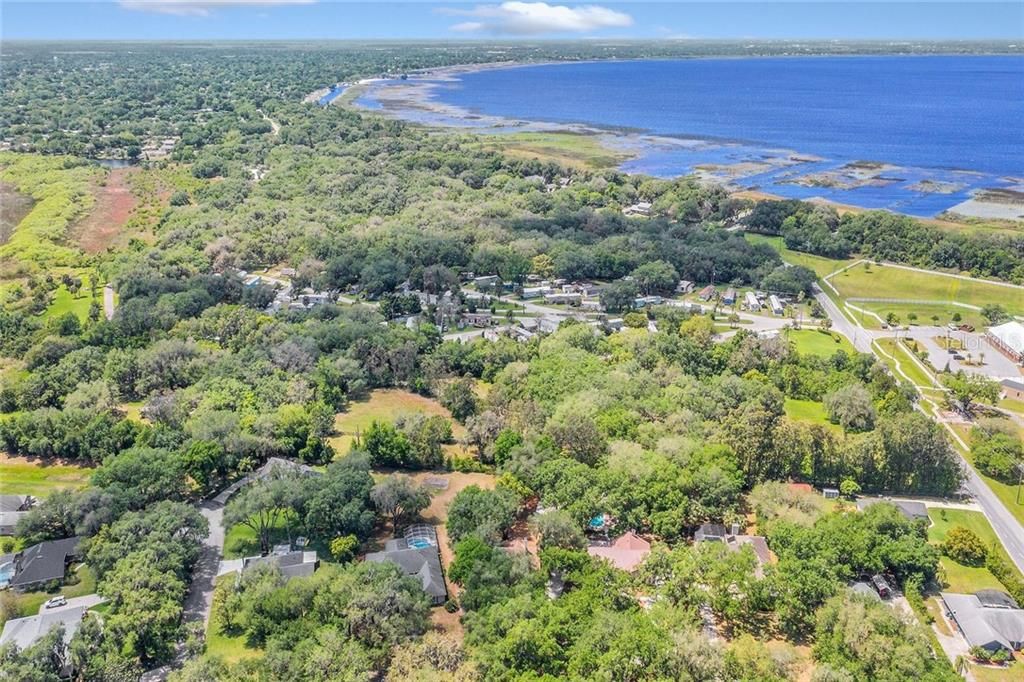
[359,56,1024,217]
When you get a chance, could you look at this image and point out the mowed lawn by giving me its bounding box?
[0,457,92,497]
[42,272,102,322]
[784,398,841,433]
[785,329,855,357]
[855,301,986,331]
[926,508,1023,594]
[829,263,1024,315]
[205,576,265,664]
[329,389,468,457]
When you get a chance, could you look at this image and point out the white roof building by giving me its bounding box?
[987,321,1024,363]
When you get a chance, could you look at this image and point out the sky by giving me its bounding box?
[2,1,1022,41]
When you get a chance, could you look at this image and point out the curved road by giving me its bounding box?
[814,285,1024,573]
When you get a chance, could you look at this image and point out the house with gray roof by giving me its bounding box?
[942,591,1024,653]
[365,525,446,605]
[241,549,319,580]
[855,498,930,524]
[0,605,90,675]
[7,537,83,592]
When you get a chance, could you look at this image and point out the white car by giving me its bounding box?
[43,596,67,609]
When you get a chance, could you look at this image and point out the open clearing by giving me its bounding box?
[205,575,266,664]
[0,182,34,245]
[784,398,841,433]
[330,389,468,457]
[0,454,92,497]
[72,167,139,254]
[853,301,987,331]
[785,328,855,357]
[42,272,101,322]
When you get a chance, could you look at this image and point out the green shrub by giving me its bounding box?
[942,526,988,566]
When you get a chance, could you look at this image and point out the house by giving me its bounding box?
[0,495,33,535]
[473,275,500,290]
[744,291,760,311]
[521,286,551,300]
[768,295,784,316]
[508,326,535,342]
[544,292,582,306]
[694,524,773,576]
[0,605,91,674]
[587,531,651,572]
[6,537,83,592]
[538,316,561,334]
[986,321,1024,364]
[942,591,1024,653]
[1001,378,1024,401]
[241,548,319,580]
[633,295,663,308]
[581,299,602,311]
[623,201,652,217]
[722,288,737,305]
[462,312,494,328]
[676,280,695,294]
[365,525,446,605]
[855,498,930,524]
[697,285,716,301]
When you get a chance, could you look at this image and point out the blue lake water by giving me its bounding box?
[360,56,1024,217]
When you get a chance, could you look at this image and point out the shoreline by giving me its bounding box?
[343,58,1024,224]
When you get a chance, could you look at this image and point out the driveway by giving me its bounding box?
[37,593,105,615]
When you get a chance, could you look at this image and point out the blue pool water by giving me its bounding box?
[360,56,1024,216]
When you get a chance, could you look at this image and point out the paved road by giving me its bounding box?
[181,501,224,629]
[812,285,875,353]
[812,287,1024,574]
[102,284,115,321]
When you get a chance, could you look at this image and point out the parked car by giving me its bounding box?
[871,574,892,599]
[43,596,67,609]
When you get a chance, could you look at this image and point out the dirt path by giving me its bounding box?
[74,168,139,253]
[258,109,280,136]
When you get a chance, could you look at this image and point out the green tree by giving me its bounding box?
[942,526,988,566]
[370,475,431,531]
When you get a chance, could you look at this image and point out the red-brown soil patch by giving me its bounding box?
[75,168,138,253]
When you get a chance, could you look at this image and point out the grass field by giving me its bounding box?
[205,576,264,664]
[853,301,987,331]
[926,508,1020,594]
[785,328,855,358]
[829,263,1024,316]
[0,457,92,497]
[330,389,468,457]
[474,132,629,170]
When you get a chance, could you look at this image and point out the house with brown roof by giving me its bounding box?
[587,531,651,572]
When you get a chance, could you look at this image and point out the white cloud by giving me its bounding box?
[442,2,633,36]
[119,0,315,17]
